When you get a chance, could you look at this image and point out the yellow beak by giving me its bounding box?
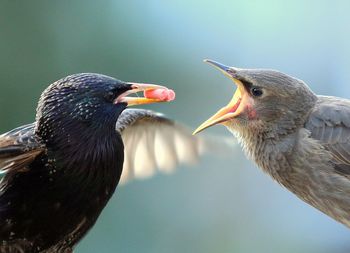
[193,60,252,135]
[116,82,175,106]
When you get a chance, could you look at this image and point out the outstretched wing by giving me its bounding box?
[116,109,212,184]
[305,96,350,177]
[0,123,44,173]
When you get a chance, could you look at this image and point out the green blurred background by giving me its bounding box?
[1,0,350,252]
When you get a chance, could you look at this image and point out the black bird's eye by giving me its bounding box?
[105,91,116,102]
[250,87,263,97]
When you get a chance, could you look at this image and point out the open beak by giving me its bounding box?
[193,59,253,135]
[116,82,175,106]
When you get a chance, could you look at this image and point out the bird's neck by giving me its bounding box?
[234,101,314,153]
[35,114,123,175]
[232,123,299,183]
[35,119,124,214]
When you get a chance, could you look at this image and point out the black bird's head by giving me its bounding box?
[35,73,173,143]
[194,60,317,137]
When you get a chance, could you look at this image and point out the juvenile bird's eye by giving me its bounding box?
[250,87,263,97]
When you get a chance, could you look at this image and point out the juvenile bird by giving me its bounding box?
[0,73,204,252]
[194,60,350,228]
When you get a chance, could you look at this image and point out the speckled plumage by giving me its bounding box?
[0,73,129,252]
[0,73,207,252]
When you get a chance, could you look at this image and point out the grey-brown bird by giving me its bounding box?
[194,59,350,228]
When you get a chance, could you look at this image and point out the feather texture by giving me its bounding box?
[305,96,350,175]
[0,124,43,173]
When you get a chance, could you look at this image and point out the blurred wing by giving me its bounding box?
[116,109,215,184]
[0,123,44,173]
[305,96,350,176]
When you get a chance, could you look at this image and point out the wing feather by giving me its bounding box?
[0,123,44,173]
[116,109,218,184]
[306,96,350,176]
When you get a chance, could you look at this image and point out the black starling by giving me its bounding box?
[194,60,350,228]
[0,73,203,252]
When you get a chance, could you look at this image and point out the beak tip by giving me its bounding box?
[203,59,231,73]
[192,125,208,135]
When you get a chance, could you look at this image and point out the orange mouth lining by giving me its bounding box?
[228,98,241,113]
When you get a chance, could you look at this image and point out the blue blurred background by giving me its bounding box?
[1,1,350,252]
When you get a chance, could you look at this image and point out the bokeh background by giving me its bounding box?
[1,1,350,252]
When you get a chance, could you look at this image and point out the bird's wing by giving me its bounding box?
[305,96,350,176]
[0,123,44,173]
[116,109,214,184]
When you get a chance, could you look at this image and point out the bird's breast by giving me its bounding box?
[244,128,350,227]
[237,129,300,183]
[49,132,125,205]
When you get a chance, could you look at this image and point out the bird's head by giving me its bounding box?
[35,73,174,140]
[194,60,317,138]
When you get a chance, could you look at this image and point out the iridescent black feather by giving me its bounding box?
[0,73,209,252]
[0,73,132,252]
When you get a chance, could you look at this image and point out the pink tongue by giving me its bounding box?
[144,88,176,101]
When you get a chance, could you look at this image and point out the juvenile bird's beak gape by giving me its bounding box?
[193,59,254,135]
[116,83,175,106]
